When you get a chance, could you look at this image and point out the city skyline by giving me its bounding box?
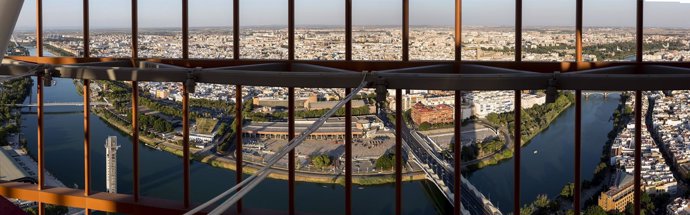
[10,0,690,30]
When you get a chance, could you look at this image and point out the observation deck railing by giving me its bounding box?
[1,0,690,214]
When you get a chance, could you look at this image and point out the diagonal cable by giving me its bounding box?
[186,72,369,215]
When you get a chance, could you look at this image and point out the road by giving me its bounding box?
[379,111,501,215]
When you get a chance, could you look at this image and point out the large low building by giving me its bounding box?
[410,102,454,125]
[599,170,635,213]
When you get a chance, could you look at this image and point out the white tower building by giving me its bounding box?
[105,136,120,193]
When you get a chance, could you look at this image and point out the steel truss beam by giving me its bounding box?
[4,60,690,91]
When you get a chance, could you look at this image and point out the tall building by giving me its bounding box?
[105,136,120,194]
[599,170,635,212]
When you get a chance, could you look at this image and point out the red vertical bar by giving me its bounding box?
[574,0,583,213]
[515,0,522,62]
[574,90,581,213]
[83,79,91,215]
[634,1,643,214]
[233,0,240,60]
[575,0,583,63]
[288,1,296,214]
[345,0,352,61]
[454,0,461,62]
[402,0,409,61]
[345,88,353,215]
[83,0,90,58]
[235,85,243,213]
[513,90,521,215]
[182,0,189,59]
[288,0,295,61]
[131,81,140,202]
[634,91,642,215]
[182,84,190,208]
[453,1,462,214]
[399,1,409,211]
[132,0,138,59]
[636,0,643,63]
[453,91,461,215]
[37,73,44,215]
[130,5,139,203]
[36,0,43,57]
[288,87,296,215]
[395,89,402,215]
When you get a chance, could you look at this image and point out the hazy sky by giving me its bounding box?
[12,0,690,30]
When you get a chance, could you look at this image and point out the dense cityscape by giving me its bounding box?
[3,25,690,215]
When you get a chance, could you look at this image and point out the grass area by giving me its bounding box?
[194,118,218,134]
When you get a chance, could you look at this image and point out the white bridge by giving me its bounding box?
[4,102,108,107]
[583,91,610,99]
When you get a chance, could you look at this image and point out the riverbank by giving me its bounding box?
[93,106,427,186]
[467,93,575,170]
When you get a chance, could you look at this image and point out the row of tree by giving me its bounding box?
[486,92,575,146]
[139,114,175,133]
[246,105,372,122]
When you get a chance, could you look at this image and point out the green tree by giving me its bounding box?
[375,153,395,170]
[584,205,607,215]
[560,183,575,199]
[311,154,332,168]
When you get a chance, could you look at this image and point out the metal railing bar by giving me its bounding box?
[36,70,45,215]
[182,0,189,60]
[634,90,642,215]
[290,63,358,73]
[513,90,522,215]
[8,63,690,91]
[574,90,582,212]
[83,0,90,58]
[288,0,296,212]
[206,63,287,71]
[83,78,91,215]
[395,88,402,215]
[132,0,138,59]
[453,0,462,213]
[131,80,140,202]
[345,87,352,215]
[182,83,190,208]
[233,0,239,60]
[235,84,243,213]
[36,0,43,57]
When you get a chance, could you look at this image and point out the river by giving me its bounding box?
[466,93,620,212]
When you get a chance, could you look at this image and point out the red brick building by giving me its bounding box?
[410,102,454,125]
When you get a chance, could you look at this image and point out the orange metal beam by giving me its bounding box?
[37,71,45,215]
[83,79,91,215]
[0,182,188,214]
[131,81,140,202]
[182,83,190,208]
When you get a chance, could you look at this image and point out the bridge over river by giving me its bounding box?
[3,102,108,107]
